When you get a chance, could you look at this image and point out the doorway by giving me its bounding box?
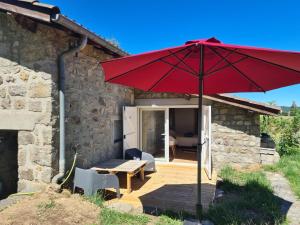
[0,131,18,199]
[169,108,198,163]
[122,104,211,178]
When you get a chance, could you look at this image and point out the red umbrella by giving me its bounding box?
[101,37,300,218]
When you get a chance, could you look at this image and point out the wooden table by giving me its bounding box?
[91,159,147,193]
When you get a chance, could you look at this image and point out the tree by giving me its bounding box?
[278,112,300,155]
[290,101,298,116]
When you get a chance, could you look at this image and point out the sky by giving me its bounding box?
[46,0,300,106]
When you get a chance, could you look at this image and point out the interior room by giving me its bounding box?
[169,108,198,163]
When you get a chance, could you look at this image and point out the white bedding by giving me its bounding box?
[176,135,198,147]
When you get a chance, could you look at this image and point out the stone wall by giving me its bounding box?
[64,46,133,168]
[260,148,280,165]
[211,102,261,170]
[0,12,134,191]
[0,12,71,191]
[135,90,185,99]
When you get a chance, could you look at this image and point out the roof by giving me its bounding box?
[0,0,128,57]
[204,94,281,116]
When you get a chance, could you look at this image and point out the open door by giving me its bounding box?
[140,108,169,162]
[123,106,138,157]
[202,105,212,179]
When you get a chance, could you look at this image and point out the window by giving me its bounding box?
[113,120,123,144]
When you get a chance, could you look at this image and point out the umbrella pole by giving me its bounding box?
[196,44,204,221]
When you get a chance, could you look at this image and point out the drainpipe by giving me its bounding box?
[52,35,87,184]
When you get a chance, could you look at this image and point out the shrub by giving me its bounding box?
[278,111,300,156]
[261,109,300,156]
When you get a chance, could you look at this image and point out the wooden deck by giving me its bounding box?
[170,148,198,164]
[106,163,217,215]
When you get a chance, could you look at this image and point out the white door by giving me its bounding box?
[202,105,212,179]
[123,106,138,157]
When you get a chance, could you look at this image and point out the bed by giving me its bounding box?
[176,135,198,147]
[169,130,198,147]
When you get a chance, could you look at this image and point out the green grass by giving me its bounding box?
[37,199,56,210]
[83,193,183,225]
[84,193,105,207]
[264,153,300,198]
[100,208,150,225]
[155,215,182,225]
[204,166,286,225]
[37,199,56,216]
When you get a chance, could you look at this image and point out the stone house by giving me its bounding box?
[0,1,280,197]
[133,92,280,172]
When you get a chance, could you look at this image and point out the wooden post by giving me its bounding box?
[127,172,132,193]
[140,166,145,181]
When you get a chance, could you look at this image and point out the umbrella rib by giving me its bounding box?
[167,50,198,75]
[205,49,237,74]
[216,46,300,75]
[160,58,198,76]
[148,50,194,92]
[204,56,249,78]
[208,46,266,92]
[105,45,194,82]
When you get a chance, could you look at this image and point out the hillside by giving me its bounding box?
[281,106,300,114]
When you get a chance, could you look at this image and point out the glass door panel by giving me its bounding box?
[141,109,167,160]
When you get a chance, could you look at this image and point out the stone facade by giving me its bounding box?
[135,90,262,170]
[211,102,261,169]
[0,9,274,193]
[64,46,133,169]
[260,148,280,165]
[0,12,133,192]
[0,12,65,192]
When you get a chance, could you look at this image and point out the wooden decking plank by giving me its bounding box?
[106,164,217,214]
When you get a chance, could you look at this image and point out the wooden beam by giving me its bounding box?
[0,2,51,22]
[204,95,279,116]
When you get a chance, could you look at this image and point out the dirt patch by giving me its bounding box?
[0,190,100,225]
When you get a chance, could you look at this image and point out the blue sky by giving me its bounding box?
[47,0,300,106]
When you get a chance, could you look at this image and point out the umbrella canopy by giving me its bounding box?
[103,37,300,94]
[101,37,300,219]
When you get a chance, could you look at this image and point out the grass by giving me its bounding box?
[204,166,286,225]
[37,199,56,211]
[100,208,150,225]
[155,215,182,225]
[84,193,105,207]
[264,152,300,198]
[83,193,183,225]
[37,199,56,216]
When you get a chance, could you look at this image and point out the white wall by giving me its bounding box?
[174,108,196,135]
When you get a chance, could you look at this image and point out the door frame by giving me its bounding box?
[137,104,200,163]
[124,102,212,177]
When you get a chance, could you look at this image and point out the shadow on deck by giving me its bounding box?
[106,163,217,215]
